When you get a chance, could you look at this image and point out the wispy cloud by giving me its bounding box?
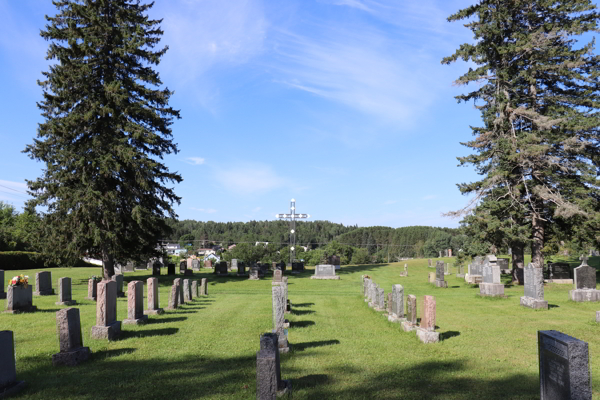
[185,157,206,165]
[330,0,372,12]
[0,179,30,204]
[215,163,287,195]
[190,207,217,214]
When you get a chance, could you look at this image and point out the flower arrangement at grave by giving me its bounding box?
[10,274,29,287]
[90,275,102,282]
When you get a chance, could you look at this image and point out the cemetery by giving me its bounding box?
[0,255,599,399]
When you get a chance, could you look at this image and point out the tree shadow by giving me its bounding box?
[290,309,315,316]
[440,331,461,341]
[292,340,340,352]
[548,304,560,309]
[92,348,136,360]
[116,327,179,341]
[146,317,187,324]
[167,310,197,314]
[291,320,315,328]
[36,308,61,313]
[335,263,390,275]
[293,303,315,307]
[294,374,329,389]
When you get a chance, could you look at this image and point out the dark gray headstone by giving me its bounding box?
[256,332,290,399]
[497,258,509,270]
[539,330,591,400]
[574,265,596,290]
[0,330,24,394]
[548,262,571,280]
[435,261,444,281]
[35,271,54,296]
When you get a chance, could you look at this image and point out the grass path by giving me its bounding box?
[2,256,600,399]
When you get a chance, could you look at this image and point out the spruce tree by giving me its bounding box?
[25,0,182,278]
[443,0,600,266]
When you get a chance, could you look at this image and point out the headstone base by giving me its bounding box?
[34,289,55,296]
[52,347,90,366]
[401,321,416,332]
[249,276,260,281]
[434,280,448,288]
[3,306,37,314]
[416,327,440,344]
[310,275,340,280]
[399,272,408,277]
[123,315,148,325]
[55,300,77,306]
[0,380,26,398]
[569,289,600,302]
[545,279,573,284]
[374,306,385,312]
[444,272,451,276]
[479,283,505,297]
[520,296,548,310]
[144,308,164,315]
[388,315,406,323]
[467,274,483,284]
[91,321,121,340]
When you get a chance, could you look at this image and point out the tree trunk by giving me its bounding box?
[102,248,116,280]
[511,242,525,284]
[531,213,545,268]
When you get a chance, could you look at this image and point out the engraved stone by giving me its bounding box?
[569,263,600,302]
[272,285,288,353]
[183,279,191,302]
[86,278,98,301]
[480,255,504,297]
[111,274,124,297]
[390,284,405,319]
[152,261,162,276]
[34,271,54,296]
[402,294,417,332]
[191,280,198,298]
[167,263,175,275]
[0,331,25,395]
[273,270,283,283]
[435,261,447,288]
[167,284,179,310]
[521,263,548,310]
[91,280,121,340]
[123,281,147,324]
[144,277,163,315]
[56,277,76,306]
[311,264,340,280]
[52,308,90,366]
[256,332,291,400]
[417,295,439,343]
[5,285,35,313]
[200,278,208,296]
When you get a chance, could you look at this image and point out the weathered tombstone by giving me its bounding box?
[91,280,121,340]
[123,281,147,325]
[5,282,35,313]
[123,261,135,272]
[152,261,162,276]
[399,264,408,277]
[368,281,377,307]
[311,264,340,280]
[546,262,572,283]
[388,284,405,323]
[34,271,54,296]
[52,308,90,366]
[256,332,291,400]
[444,263,450,276]
[428,259,432,268]
[167,284,179,310]
[167,263,175,275]
[428,272,435,283]
[329,255,341,270]
[456,264,465,279]
[249,266,260,280]
[231,259,238,271]
[272,285,289,353]
[497,258,510,272]
[174,278,184,305]
[56,277,76,306]
[144,277,163,315]
[237,262,247,276]
[183,279,191,302]
[200,278,208,296]
[273,270,283,283]
[521,263,548,310]
[439,251,442,258]
[180,260,192,275]
[467,256,484,284]
[191,259,200,271]
[416,295,439,343]
[435,261,447,288]
[363,277,370,300]
[402,294,417,332]
[569,259,600,302]
[204,259,213,269]
[187,257,193,271]
[479,255,504,297]
[375,287,385,311]
[0,331,26,396]
[191,281,198,299]
[386,292,393,315]
[111,273,125,298]
[0,270,5,300]
[538,330,591,400]
[86,278,99,301]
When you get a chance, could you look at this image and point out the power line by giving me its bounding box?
[158,238,417,248]
[0,184,28,195]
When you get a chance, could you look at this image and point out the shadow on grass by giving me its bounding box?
[294,374,329,388]
[440,331,460,341]
[335,263,390,275]
[292,339,340,352]
[293,303,315,307]
[36,308,62,313]
[116,327,179,341]
[291,320,315,328]
[147,316,187,324]
[290,309,315,316]
[92,348,137,359]
[167,310,197,314]
[548,304,560,309]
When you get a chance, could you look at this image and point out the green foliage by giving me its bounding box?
[25,0,182,275]
[351,248,370,264]
[0,202,40,252]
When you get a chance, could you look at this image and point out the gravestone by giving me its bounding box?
[200,278,208,296]
[191,259,200,271]
[538,330,591,400]
[204,259,213,269]
[144,277,163,315]
[291,261,304,274]
[329,255,341,270]
[368,281,377,307]
[444,263,450,276]
[231,259,238,271]
[0,270,5,300]
[435,261,447,288]
[416,295,439,343]
[237,262,247,276]
[428,272,435,283]
[249,266,260,280]
[467,256,484,284]
[187,257,193,271]
[273,270,283,283]
[123,281,147,325]
[122,262,135,272]
[311,264,340,280]
[546,262,572,283]
[497,258,510,272]
[52,308,90,366]
[111,274,125,298]
[56,277,76,306]
[402,294,417,332]
[272,285,289,353]
[399,264,408,277]
[5,284,35,313]
[479,255,504,297]
[456,264,465,279]
[569,260,600,302]
[0,331,25,396]
[386,292,392,315]
[85,278,99,300]
[191,281,198,299]
[167,284,179,310]
[167,263,175,275]
[152,261,162,276]
[34,271,54,296]
[180,260,192,275]
[91,280,121,340]
[428,259,432,268]
[388,284,405,323]
[256,332,291,400]
[375,287,385,311]
[363,277,370,300]
[183,279,192,302]
[521,263,548,310]
[215,261,228,276]
[174,278,184,305]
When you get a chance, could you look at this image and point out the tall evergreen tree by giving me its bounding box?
[443,0,600,266]
[25,0,182,278]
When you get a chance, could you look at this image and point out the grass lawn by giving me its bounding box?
[2,256,600,399]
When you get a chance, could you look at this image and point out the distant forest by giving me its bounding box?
[164,220,462,260]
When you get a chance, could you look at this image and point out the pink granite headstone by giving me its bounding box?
[421,295,436,331]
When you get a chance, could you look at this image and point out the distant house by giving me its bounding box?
[163,243,181,255]
[228,244,237,250]
[198,248,216,256]
[203,253,220,263]
[173,249,187,256]
[255,241,269,247]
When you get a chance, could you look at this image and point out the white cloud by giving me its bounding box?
[330,0,372,12]
[190,207,217,214]
[185,157,206,165]
[215,164,287,195]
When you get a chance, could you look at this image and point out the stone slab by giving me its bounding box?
[90,321,121,340]
[545,279,573,284]
[310,275,340,280]
[434,280,448,288]
[520,296,549,310]
[569,289,600,302]
[416,327,440,344]
[52,347,90,367]
[479,282,505,297]
[401,321,416,332]
[34,271,54,296]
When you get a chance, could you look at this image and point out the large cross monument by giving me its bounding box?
[275,199,311,265]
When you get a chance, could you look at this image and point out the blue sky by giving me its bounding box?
[1,0,595,229]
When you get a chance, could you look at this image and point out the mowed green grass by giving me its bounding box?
[2,257,600,400]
